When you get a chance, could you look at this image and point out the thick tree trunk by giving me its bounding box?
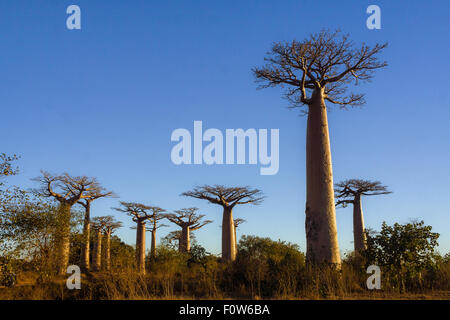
[305,88,341,266]
[234,225,238,254]
[92,228,102,271]
[353,194,367,252]
[105,230,111,271]
[151,230,156,259]
[80,204,91,271]
[180,226,190,253]
[56,203,72,275]
[222,206,236,261]
[136,220,146,274]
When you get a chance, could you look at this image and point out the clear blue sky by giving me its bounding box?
[1,1,449,256]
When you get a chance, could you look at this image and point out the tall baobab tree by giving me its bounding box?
[78,188,115,271]
[114,202,152,274]
[182,185,264,262]
[335,179,392,251]
[233,218,246,252]
[32,171,99,274]
[91,217,104,272]
[91,215,122,271]
[146,207,168,259]
[253,30,387,265]
[165,208,212,253]
[220,218,247,253]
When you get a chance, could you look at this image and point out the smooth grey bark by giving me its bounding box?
[233,219,245,254]
[234,225,237,253]
[92,228,102,271]
[180,226,190,253]
[150,229,156,259]
[353,194,366,251]
[222,207,236,262]
[80,203,91,271]
[136,220,146,274]
[105,229,111,271]
[305,89,341,266]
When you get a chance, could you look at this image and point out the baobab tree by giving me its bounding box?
[78,187,115,271]
[163,230,196,251]
[32,171,100,274]
[91,215,122,271]
[220,218,246,253]
[335,179,392,251]
[114,202,152,274]
[146,207,168,259]
[233,218,246,252]
[253,30,387,265]
[165,208,212,253]
[182,185,264,261]
[91,217,104,272]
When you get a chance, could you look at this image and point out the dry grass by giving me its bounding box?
[1,268,448,300]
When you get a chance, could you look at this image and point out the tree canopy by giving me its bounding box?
[182,185,264,208]
[253,29,387,109]
[335,179,392,207]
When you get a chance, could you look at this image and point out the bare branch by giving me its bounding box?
[182,185,264,208]
[31,171,103,205]
[335,179,392,207]
[253,29,388,110]
[113,201,153,222]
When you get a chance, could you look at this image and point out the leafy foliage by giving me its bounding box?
[233,235,306,297]
[363,220,440,291]
[0,154,20,179]
[364,220,439,269]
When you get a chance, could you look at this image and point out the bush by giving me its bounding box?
[362,220,442,292]
[233,235,306,298]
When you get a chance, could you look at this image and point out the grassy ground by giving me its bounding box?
[1,272,449,300]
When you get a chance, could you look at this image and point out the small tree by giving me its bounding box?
[236,235,305,297]
[0,193,81,279]
[166,208,212,253]
[363,220,439,291]
[0,153,19,179]
[0,153,20,207]
[335,179,391,251]
[32,171,100,274]
[114,202,152,274]
[253,30,387,265]
[182,185,264,261]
